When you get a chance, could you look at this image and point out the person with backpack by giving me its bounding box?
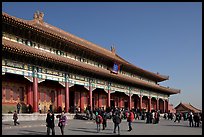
[113,111,122,135]
[95,112,103,133]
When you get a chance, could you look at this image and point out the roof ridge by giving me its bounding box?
[180,103,201,112]
[188,103,201,111]
[2,11,112,55]
[43,22,113,54]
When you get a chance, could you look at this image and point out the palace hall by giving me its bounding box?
[2,11,180,114]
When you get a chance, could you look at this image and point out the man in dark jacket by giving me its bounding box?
[113,111,122,135]
[102,111,108,130]
[46,110,55,135]
[188,112,194,127]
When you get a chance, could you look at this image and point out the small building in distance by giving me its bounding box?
[168,104,176,113]
[174,102,201,113]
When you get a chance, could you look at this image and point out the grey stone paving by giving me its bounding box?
[2,118,202,135]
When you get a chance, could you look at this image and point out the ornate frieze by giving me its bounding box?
[2,60,170,99]
[150,92,158,98]
[59,81,65,87]
[140,89,149,97]
[6,60,24,69]
[75,75,85,81]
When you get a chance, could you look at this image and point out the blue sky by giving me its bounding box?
[2,2,202,109]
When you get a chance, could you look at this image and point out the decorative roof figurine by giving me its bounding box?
[111,44,116,54]
[33,10,44,23]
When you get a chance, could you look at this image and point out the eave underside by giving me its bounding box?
[2,39,180,95]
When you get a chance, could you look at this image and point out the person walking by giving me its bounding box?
[174,112,180,123]
[152,111,155,124]
[154,111,160,124]
[102,111,107,130]
[127,110,134,131]
[17,103,21,114]
[193,113,200,127]
[28,104,32,113]
[146,111,151,124]
[57,111,67,135]
[113,111,122,135]
[49,105,53,113]
[95,112,103,133]
[188,112,194,127]
[46,110,55,135]
[38,103,42,114]
[13,110,20,126]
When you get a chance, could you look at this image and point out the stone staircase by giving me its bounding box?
[2,113,75,122]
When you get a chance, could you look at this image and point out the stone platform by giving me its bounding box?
[2,113,75,122]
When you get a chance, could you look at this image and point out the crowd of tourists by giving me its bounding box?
[163,111,202,127]
[11,104,202,135]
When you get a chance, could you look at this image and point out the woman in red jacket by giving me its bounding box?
[95,112,103,133]
[127,110,134,131]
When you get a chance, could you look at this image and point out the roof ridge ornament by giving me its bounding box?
[33,10,44,23]
[111,44,116,54]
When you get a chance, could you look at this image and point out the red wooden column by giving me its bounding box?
[98,93,102,108]
[57,88,62,109]
[80,92,84,113]
[119,97,123,108]
[163,99,166,113]
[140,95,142,111]
[108,89,110,108]
[166,99,169,113]
[156,98,159,111]
[65,81,69,113]
[27,83,33,106]
[149,96,151,112]
[89,81,92,111]
[98,96,102,108]
[129,94,132,110]
[33,77,38,113]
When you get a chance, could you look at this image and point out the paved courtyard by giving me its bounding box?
[2,118,202,135]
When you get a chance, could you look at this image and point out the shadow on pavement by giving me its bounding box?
[69,127,115,135]
[162,124,202,128]
[19,129,46,135]
[2,123,14,126]
[133,121,147,124]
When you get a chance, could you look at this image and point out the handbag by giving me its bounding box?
[58,122,62,127]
